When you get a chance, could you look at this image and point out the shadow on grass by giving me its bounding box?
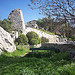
[25,52,51,58]
[0,51,75,75]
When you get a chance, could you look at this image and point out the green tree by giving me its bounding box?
[29,0,75,22]
[37,17,55,32]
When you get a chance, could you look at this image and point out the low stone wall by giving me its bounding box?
[41,43,75,52]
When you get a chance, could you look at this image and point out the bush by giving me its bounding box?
[41,37,49,43]
[29,38,38,45]
[0,19,13,32]
[68,38,72,41]
[15,34,28,45]
[26,31,39,40]
[37,38,41,44]
[26,31,41,45]
[71,35,75,41]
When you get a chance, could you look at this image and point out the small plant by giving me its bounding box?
[26,31,39,40]
[41,37,49,43]
[29,38,38,45]
[26,31,41,45]
[68,38,72,41]
[15,34,28,45]
[71,35,75,41]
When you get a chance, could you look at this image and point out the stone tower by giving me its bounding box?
[8,9,25,33]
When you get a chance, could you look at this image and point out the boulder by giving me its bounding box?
[0,26,16,52]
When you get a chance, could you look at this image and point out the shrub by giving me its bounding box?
[68,38,72,41]
[41,37,49,43]
[29,38,38,45]
[37,38,41,44]
[26,31,39,40]
[0,19,13,32]
[15,34,28,45]
[26,31,41,45]
[71,35,75,41]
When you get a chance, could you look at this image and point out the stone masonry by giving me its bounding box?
[8,9,25,33]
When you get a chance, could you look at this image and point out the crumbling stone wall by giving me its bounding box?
[8,9,25,33]
[42,43,75,52]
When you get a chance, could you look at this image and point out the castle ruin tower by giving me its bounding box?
[8,9,25,33]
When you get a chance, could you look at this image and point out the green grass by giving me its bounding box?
[0,47,75,75]
[34,28,55,35]
[2,45,30,57]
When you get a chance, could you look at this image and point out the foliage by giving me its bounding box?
[2,45,30,57]
[26,31,41,45]
[37,18,43,27]
[35,28,55,35]
[29,38,38,45]
[15,34,28,45]
[29,0,75,22]
[71,35,75,41]
[26,31,39,40]
[29,0,75,40]
[37,17,55,32]
[0,51,75,75]
[0,19,13,32]
[41,37,49,43]
[68,38,72,41]
[37,38,41,44]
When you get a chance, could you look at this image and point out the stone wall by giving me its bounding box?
[8,9,25,33]
[41,43,75,52]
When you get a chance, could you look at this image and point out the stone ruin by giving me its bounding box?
[8,9,25,33]
[8,9,68,43]
[0,9,74,54]
[26,20,39,29]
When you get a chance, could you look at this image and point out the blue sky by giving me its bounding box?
[0,0,45,23]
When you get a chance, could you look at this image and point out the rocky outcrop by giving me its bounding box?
[25,27,59,43]
[11,31,18,40]
[8,9,25,33]
[0,49,2,55]
[0,26,16,52]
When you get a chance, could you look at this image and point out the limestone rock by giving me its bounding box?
[8,9,25,33]
[26,20,39,29]
[0,26,16,52]
[25,27,60,43]
[11,31,18,40]
[0,49,2,55]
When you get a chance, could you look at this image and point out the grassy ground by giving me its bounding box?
[3,45,30,57]
[0,46,75,75]
[34,28,55,35]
